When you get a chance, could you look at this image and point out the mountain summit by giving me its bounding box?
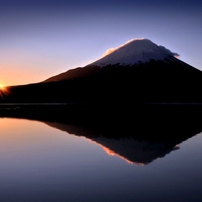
[87,38,179,67]
[1,38,202,104]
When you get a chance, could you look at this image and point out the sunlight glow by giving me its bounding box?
[0,83,5,90]
[0,83,10,99]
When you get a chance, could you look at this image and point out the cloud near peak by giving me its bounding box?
[102,38,180,58]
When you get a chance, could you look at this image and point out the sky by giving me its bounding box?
[0,0,202,86]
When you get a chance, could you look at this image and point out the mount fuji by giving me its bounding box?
[1,38,202,104]
[44,38,182,83]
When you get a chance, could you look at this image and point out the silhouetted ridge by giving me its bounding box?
[0,38,202,104]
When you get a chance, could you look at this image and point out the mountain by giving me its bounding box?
[1,38,202,104]
[43,39,183,83]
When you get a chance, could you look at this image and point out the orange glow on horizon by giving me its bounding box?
[0,83,6,90]
[0,84,10,99]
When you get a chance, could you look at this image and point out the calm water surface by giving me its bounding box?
[0,114,202,202]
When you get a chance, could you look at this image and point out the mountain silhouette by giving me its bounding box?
[1,38,202,104]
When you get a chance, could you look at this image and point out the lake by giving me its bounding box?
[0,105,202,202]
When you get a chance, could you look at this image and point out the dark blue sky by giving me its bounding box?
[0,0,202,85]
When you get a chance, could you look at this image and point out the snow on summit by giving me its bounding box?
[87,38,179,67]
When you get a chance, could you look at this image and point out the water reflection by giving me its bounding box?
[1,105,202,202]
[45,121,180,165]
[1,104,202,165]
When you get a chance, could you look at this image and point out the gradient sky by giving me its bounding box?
[0,0,202,86]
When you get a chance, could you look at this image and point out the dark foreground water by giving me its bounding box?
[0,105,202,202]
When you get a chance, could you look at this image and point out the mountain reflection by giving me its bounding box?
[89,138,179,165]
[0,104,202,165]
[44,120,181,165]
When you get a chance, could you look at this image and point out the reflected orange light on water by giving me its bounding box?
[101,145,141,165]
[0,118,61,150]
[88,139,144,166]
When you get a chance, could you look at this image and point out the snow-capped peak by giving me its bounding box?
[87,38,179,67]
